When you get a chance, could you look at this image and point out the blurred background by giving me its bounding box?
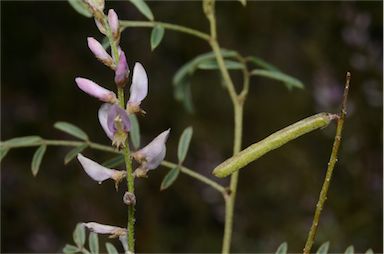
[1,1,382,253]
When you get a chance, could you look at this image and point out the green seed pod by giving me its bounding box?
[212,113,337,178]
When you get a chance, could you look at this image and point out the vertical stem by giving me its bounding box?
[303,72,351,254]
[203,1,246,252]
[108,22,135,252]
[222,104,243,254]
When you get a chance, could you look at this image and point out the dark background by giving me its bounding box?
[1,1,382,253]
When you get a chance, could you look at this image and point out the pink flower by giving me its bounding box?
[108,9,119,39]
[114,50,129,87]
[75,77,116,103]
[87,37,113,67]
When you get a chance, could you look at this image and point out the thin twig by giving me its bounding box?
[303,72,351,254]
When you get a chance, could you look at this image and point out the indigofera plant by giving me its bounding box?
[2,0,372,253]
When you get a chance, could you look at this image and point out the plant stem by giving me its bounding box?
[303,72,351,254]
[204,1,246,252]
[119,20,210,41]
[161,160,226,196]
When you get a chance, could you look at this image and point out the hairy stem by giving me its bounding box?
[303,72,351,254]
[161,160,226,196]
[119,20,210,41]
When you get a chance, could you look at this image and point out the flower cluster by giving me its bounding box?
[72,4,171,250]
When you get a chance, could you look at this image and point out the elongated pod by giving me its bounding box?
[212,113,337,178]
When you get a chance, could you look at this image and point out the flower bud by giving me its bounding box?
[108,9,120,39]
[83,222,127,238]
[87,37,114,67]
[133,129,170,177]
[123,192,136,206]
[84,0,104,13]
[75,77,116,103]
[114,50,129,87]
[127,62,148,113]
[77,154,126,188]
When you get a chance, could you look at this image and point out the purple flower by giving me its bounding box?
[132,129,170,177]
[127,62,148,114]
[75,77,116,103]
[108,9,120,39]
[114,50,129,87]
[87,37,114,68]
[98,103,131,148]
[77,153,126,189]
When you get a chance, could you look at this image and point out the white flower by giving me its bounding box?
[132,129,170,177]
[83,222,127,237]
[127,63,148,113]
[77,154,126,188]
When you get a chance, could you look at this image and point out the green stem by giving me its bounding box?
[303,73,351,254]
[204,2,245,252]
[161,160,226,196]
[119,20,210,41]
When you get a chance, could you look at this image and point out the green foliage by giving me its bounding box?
[31,145,47,176]
[0,147,9,162]
[177,126,193,164]
[173,49,239,112]
[129,114,141,150]
[275,242,288,254]
[67,0,93,18]
[344,245,354,254]
[63,244,80,254]
[89,232,99,254]
[3,136,42,147]
[365,249,374,254]
[160,167,180,190]
[250,69,304,90]
[316,241,330,254]
[151,25,165,51]
[54,122,89,140]
[73,223,86,247]
[197,59,244,70]
[246,56,280,72]
[128,0,154,21]
[102,155,125,168]
[105,242,118,254]
[64,144,88,164]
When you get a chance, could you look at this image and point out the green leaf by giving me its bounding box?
[150,25,165,51]
[344,246,354,254]
[365,249,374,254]
[54,122,88,140]
[177,127,193,163]
[197,59,244,70]
[128,0,154,21]
[275,242,288,254]
[63,244,79,254]
[73,223,86,247]
[238,0,246,6]
[105,243,118,254]
[89,232,99,254]
[316,241,330,254]
[250,69,304,89]
[172,49,239,112]
[246,56,280,72]
[102,155,125,168]
[68,0,93,18]
[31,145,47,176]
[160,167,180,190]
[0,147,9,162]
[64,144,88,165]
[129,114,140,150]
[3,136,42,148]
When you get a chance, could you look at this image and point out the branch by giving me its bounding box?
[303,72,351,254]
[119,20,210,41]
